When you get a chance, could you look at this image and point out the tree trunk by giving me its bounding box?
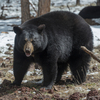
[7,0,10,3]
[76,0,80,5]
[97,0,100,6]
[21,0,30,24]
[38,0,50,16]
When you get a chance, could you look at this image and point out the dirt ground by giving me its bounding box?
[0,45,100,100]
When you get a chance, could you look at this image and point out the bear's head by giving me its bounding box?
[13,24,47,57]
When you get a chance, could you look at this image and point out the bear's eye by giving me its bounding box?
[25,38,28,41]
[32,37,37,42]
[24,39,28,43]
[32,40,35,43]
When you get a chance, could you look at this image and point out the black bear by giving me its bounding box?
[12,11,93,89]
[79,6,100,19]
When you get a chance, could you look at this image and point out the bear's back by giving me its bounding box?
[21,11,92,47]
[21,11,85,29]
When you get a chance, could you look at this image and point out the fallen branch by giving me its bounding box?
[1,5,4,18]
[29,2,37,14]
[81,46,100,63]
[32,87,44,100]
[67,2,70,11]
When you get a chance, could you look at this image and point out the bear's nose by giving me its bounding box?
[26,47,30,51]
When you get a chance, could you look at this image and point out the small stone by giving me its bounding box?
[1,62,5,67]
[69,92,81,100]
[5,51,12,55]
[87,89,99,100]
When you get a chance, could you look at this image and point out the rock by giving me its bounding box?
[2,79,11,86]
[0,58,3,61]
[0,62,6,67]
[0,57,3,63]
[69,92,81,100]
[6,43,11,46]
[48,89,54,94]
[4,51,12,55]
[0,62,9,68]
[17,87,32,93]
[87,88,100,100]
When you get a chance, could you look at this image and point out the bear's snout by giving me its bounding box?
[23,41,34,57]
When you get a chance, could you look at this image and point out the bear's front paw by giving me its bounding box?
[10,81,21,86]
[40,85,52,90]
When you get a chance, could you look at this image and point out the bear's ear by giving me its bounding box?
[13,26,22,35]
[37,24,45,34]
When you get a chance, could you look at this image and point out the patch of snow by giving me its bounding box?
[87,72,99,75]
[0,31,15,57]
[8,70,13,75]
[75,87,83,91]
[0,19,21,33]
[87,89,91,92]
[18,91,21,93]
[35,69,42,75]
[91,77,94,79]
[81,0,96,5]
[67,71,71,75]
[98,88,100,90]
[33,92,36,94]
[92,18,100,24]
[63,71,71,77]
[32,79,43,84]
[26,71,33,76]
[82,97,86,100]
[22,80,28,83]
[0,79,3,84]
[90,25,100,47]
[65,91,69,93]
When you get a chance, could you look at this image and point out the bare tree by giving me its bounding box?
[7,0,10,3]
[76,0,80,5]
[21,0,30,24]
[38,0,51,16]
[97,0,100,6]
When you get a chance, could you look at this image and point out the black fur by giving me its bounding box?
[12,11,93,89]
[79,6,100,19]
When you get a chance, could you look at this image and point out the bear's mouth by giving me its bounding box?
[23,41,34,57]
[25,49,32,57]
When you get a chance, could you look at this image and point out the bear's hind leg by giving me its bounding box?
[69,55,90,84]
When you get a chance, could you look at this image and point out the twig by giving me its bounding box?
[81,46,100,63]
[32,87,44,100]
[95,36,100,41]
[29,2,37,14]
[67,2,70,11]
[1,5,4,17]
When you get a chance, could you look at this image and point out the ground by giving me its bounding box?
[0,42,100,100]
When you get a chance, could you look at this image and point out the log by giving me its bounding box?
[81,46,100,63]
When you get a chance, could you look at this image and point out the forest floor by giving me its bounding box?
[0,43,100,100]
